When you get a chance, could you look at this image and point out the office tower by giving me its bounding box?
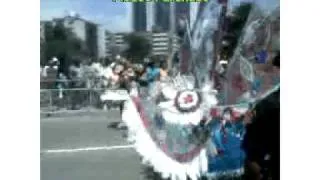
[146,3,155,32]
[52,14,98,59]
[132,2,179,33]
[132,3,147,32]
[154,2,170,32]
[97,26,106,59]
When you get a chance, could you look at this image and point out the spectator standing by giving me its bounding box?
[242,52,280,180]
[145,61,160,98]
[159,61,168,81]
[69,60,84,110]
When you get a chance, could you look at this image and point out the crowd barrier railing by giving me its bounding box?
[40,87,129,114]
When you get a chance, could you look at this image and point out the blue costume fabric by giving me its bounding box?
[146,67,160,83]
[256,50,268,64]
[207,115,246,176]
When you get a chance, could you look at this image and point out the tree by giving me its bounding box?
[42,21,89,74]
[40,37,46,66]
[123,33,151,63]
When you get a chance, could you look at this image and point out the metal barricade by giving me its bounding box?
[40,88,105,113]
[40,87,131,114]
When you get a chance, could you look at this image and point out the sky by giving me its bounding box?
[40,0,279,33]
[40,0,132,32]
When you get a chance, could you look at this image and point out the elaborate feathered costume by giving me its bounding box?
[122,1,280,179]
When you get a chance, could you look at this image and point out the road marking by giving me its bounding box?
[42,145,135,154]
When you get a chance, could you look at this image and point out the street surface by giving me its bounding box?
[41,110,153,180]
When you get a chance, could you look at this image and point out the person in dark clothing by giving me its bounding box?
[242,52,280,180]
[272,51,280,68]
[118,68,134,115]
[242,89,280,180]
[69,59,84,110]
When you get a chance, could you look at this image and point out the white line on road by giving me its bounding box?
[42,145,135,154]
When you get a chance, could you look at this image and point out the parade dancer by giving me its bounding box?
[121,1,280,179]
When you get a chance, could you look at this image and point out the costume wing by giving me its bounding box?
[177,0,222,89]
[222,2,280,106]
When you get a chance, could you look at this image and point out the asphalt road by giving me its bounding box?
[40,110,153,180]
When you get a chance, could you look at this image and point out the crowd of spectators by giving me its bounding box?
[40,55,169,110]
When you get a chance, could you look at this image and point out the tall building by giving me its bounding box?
[97,26,106,59]
[146,3,155,32]
[154,3,170,32]
[114,33,126,49]
[104,30,113,58]
[152,32,180,56]
[132,3,147,32]
[132,2,176,33]
[52,14,99,59]
[105,32,129,58]
[131,2,185,68]
[152,32,169,56]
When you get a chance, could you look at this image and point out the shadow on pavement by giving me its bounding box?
[107,121,128,130]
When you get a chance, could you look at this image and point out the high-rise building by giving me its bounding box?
[114,33,126,47]
[131,2,186,67]
[146,3,154,32]
[154,3,170,32]
[97,26,106,59]
[52,14,99,59]
[132,2,176,33]
[104,30,115,58]
[105,32,129,58]
[132,3,147,32]
[152,32,180,56]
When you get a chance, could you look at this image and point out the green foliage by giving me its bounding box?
[123,33,151,63]
[40,37,46,66]
[41,21,89,71]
